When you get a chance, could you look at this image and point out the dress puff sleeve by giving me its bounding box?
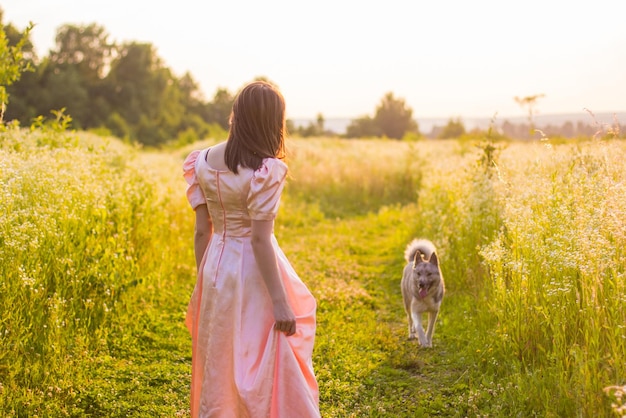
[247,158,288,221]
[183,150,207,210]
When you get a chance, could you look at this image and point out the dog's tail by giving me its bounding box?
[404,239,436,263]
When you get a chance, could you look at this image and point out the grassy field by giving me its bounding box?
[1,127,625,417]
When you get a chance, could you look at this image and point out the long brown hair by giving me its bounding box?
[224,81,287,173]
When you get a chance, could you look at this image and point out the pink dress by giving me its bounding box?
[183,149,320,418]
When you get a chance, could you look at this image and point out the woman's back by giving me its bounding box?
[186,147,288,238]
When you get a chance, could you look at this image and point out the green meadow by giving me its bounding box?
[1,127,625,417]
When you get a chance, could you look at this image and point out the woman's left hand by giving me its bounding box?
[273,302,296,336]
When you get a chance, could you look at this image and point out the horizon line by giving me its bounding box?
[289,110,626,121]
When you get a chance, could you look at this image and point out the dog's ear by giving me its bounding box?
[429,252,439,267]
[413,251,424,267]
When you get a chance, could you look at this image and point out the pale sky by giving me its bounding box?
[2,0,625,120]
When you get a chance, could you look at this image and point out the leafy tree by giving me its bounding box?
[345,115,380,138]
[175,72,218,139]
[438,117,466,139]
[48,24,116,128]
[346,92,419,139]
[34,60,91,128]
[374,92,418,139]
[2,21,38,122]
[0,14,33,119]
[103,42,184,144]
[178,72,206,114]
[2,16,37,65]
[103,42,156,125]
[50,23,114,82]
[207,88,234,130]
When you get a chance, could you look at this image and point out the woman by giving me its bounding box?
[183,81,320,417]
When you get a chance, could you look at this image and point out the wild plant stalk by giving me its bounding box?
[480,140,626,415]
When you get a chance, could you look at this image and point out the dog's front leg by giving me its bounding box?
[413,313,427,346]
[410,305,427,346]
[424,310,439,347]
[407,311,417,340]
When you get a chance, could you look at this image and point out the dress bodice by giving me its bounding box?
[183,148,287,238]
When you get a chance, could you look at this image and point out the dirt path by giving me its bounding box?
[277,204,480,417]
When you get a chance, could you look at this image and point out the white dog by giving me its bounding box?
[400,239,445,347]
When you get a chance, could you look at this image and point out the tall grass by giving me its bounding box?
[284,138,423,217]
[1,129,624,416]
[479,139,626,415]
[0,127,193,415]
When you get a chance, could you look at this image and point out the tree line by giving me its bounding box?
[1,14,235,146]
[3,11,622,144]
[292,92,419,140]
[2,12,426,145]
